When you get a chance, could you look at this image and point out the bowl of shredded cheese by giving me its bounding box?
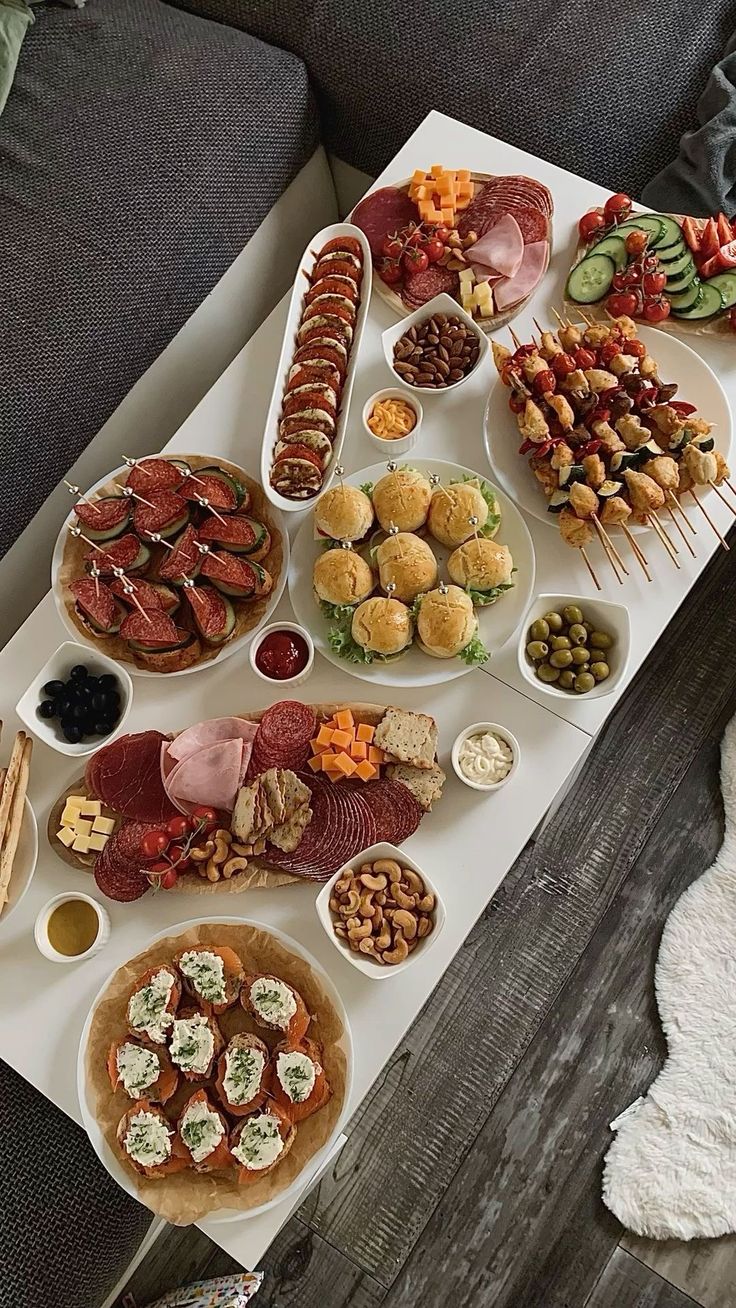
[451,721,519,792]
[362,389,422,455]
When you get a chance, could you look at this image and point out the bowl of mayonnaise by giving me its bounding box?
[451,722,520,793]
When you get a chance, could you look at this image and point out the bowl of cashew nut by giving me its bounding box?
[315,842,445,977]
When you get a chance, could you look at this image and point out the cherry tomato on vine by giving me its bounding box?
[532,369,556,396]
[165,814,192,841]
[578,208,606,241]
[433,224,450,242]
[161,867,179,890]
[168,844,192,871]
[147,860,171,881]
[424,237,445,263]
[141,829,169,860]
[191,804,219,824]
[642,297,671,322]
[551,352,576,378]
[606,291,639,318]
[377,257,402,285]
[381,235,403,260]
[573,347,597,370]
[604,192,633,223]
[642,270,666,296]
[625,230,648,256]
[402,247,429,275]
[405,226,427,247]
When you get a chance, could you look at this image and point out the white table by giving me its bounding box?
[0,110,732,1271]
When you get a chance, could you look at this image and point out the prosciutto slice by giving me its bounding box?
[165,738,244,814]
[167,716,258,765]
[494,241,548,311]
[468,214,524,278]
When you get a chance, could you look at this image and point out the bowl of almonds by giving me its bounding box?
[315,842,445,977]
[382,292,488,394]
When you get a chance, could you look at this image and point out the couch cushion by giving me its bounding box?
[0,1058,151,1307]
[175,1,735,201]
[0,0,318,560]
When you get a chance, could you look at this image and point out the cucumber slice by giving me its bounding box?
[704,271,736,310]
[639,214,684,249]
[591,235,628,271]
[692,432,715,453]
[673,282,724,320]
[598,479,623,499]
[660,249,693,277]
[128,633,195,654]
[566,254,616,304]
[610,451,639,473]
[615,215,666,244]
[667,280,702,312]
[199,465,246,506]
[665,262,697,292]
[658,240,688,266]
[547,490,570,513]
[558,463,586,487]
[636,440,664,463]
[668,429,690,454]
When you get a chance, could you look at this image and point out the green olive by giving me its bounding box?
[591,661,610,682]
[549,649,574,669]
[568,623,588,646]
[571,646,590,665]
[526,640,549,661]
[574,672,596,693]
[558,670,576,689]
[537,662,560,683]
[563,604,584,625]
[543,611,564,633]
[550,635,572,651]
[590,630,613,650]
[529,618,550,642]
[583,621,594,634]
[589,648,606,663]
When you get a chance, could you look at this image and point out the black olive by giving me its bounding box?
[38,699,57,719]
[71,704,88,723]
[98,674,117,690]
[43,680,65,698]
[94,720,111,736]
[63,723,83,744]
[83,712,98,734]
[91,691,110,713]
[70,665,89,681]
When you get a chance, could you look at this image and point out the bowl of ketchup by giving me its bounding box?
[250,621,314,686]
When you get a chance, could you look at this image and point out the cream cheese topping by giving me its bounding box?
[276,1050,316,1104]
[178,950,227,1005]
[170,1014,214,1075]
[223,1045,265,1106]
[179,1099,225,1164]
[232,1114,284,1171]
[458,730,513,786]
[250,977,296,1030]
[124,1110,171,1168]
[116,1042,160,1097]
[127,969,175,1044]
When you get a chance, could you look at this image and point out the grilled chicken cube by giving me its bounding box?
[714,451,730,485]
[559,508,594,548]
[591,420,625,455]
[492,341,513,378]
[609,353,639,377]
[560,368,590,397]
[649,405,681,436]
[583,368,618,393]
[558,323,583,352]
[644,456,679,492]
[518,399,550,443]
[612,315,638,339]
[530,458,558,495]
[639,354,658,378]
[551,441,575,471]
[547,393,575,430]
[624,469,665,513]
[600,495,631,525]
[616,414,650,451]
[520,353,549,382]
[582,453,606,490]
[539,331,562,359]
[682,443,718,486]
[582,323,612,347]
[683,418,712,437]
[569,482,599,519]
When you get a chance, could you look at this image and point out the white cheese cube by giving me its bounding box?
[61,802,83,826]
[92,816,115,835]
[79,799,102,818]
[66,795,86,808]
[459,268,475,286]
[57,826,76,848]
[74,818,92,839]
[72,835,91,854]
[87,832,109,852]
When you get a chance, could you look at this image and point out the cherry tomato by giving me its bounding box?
[191,804,219,823]
[532,369,556,396]
[625,338,647,359]
[642,254,660,274]
[621,263,643,286]
[578,208,606,241]
[551,352,576,379]
[604,192,633,223]
[165,814,192,841]
[377,257,402,285]
[642,297,671,323]
[600,339,621,366]
[513,343,537,361]
[729,307,736,334]
[580,439,602,458]
[670,400,697,417]
[433,224,450,242]
[574,347,597,370]
[642,270,667,296]
[405,225,427,247]
[533,439,554,459]
[141,830,169,860]
[402,247,429,275]
[606,291,639,318]
[424,237,445,264]
[161,867,179,890]
[168,844,192,872]
[625,230,648,256]
[509,393,526,414]
[381,235,403,260]
[147,860,170,878]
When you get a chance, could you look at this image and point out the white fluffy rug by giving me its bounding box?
[602,712,736,1240]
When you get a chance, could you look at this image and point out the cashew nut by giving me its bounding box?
[212,831,232,864]
[335,876,352,895]
[345,916,361,931]
[393,909,417,940]
[334,923,348,938]
[417,916,432,938]
[359,892,376,918]
[348,920,373,941]
[374,858,402,881]
[340,889,361,917]
[205,859,220,882]
[417,893,435,913]
[222,856,249,879]
[190,840,216,862]
[357,936,376,953]
[359,871,387,892]
[393,885,417,910]
[372,904,384,928]
[374,890,387,906]
[231,841,254,856]
[382,929,409,965]
[402,869,424,894]
[329,896,341,914]
[375,923,391,951]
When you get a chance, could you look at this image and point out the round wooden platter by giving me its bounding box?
[47,702,423,893]
[367,171,553,334]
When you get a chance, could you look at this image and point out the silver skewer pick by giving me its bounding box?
[195,494,226,525]
[90,563,101,598]
[144,530,175,551]
[64,480,101,513]
[122,485,157,509]
[387,461,397,473]
[438,581,449,595]
[389,523,400,536]
[386,582,396,595]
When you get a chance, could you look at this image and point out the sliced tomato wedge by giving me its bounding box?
[717,213,734,247]
[700,217,720,261]
[273,443,323,470]
[681,216,703,254]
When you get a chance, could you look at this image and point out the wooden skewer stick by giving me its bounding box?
[665,502,696,557]
[195,495,227,525]
[122,486,157,510]
[509,328,523,350]
[724,478,736,501]
[590,519,624,584]
[64,480,101,512]
[592,515,628,575]
[687,489,730,550]
[667,490,696,534]
[580,547,601,591]
[652,508,678,553]
[532,317,545,336]
[708,479,736,516]
[0,735,32,908]
[647,513,681,567]
[621,524,652,582]
[143,530,175,551]
[551,307,567,329]
[121,580,153,622]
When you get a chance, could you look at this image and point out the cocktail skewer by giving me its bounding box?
[665,502,696,558]
[652,509,678,554]
[580,547,601,591]
[122,454,205,487]
[142,530,175,550]
[551,307,567,330]
[667,491,696,535]
[90,564,101,599]
[120,579,152,622]
[620,525,652,582]
[589,518,624,584]
[687,489,729,550]
[64,480,101,513]
[122,486,157,510]
[592,515,628,576]
[194,494,226,525]
[647,513,680,567]
[509,328,523,350]
[708,479,736,516]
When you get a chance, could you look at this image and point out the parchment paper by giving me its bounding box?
[85,921,348,1224]
[57,455,284,670]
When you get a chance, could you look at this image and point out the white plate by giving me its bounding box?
[288,457,536,687]
[77,916,354,1224]
[50,456,289,678]
[483,325,733,529]
[0,799,38,927]
[261,222,372,514]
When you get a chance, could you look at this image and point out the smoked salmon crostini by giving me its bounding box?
[174,945,245,1016]
[240,973,310,1044]
[126,965,181,1046]
[215,1032,270,1117]
[229,1101,296,1185]
[267,1037,331,1124]
[177,1088,233,1173]
[117,1100,188,1178]
[107,1037,179,1104]
[168,1007,224,1083]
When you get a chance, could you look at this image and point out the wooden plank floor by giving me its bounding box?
[115,529,736,1308]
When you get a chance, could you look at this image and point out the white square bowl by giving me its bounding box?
[315,840,446,979]
[517,594,630,701]
[15,641,133,757]
[381,292,489,395]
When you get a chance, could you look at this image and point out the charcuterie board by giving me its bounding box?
[351,169,552,333]
[49,701,446,902]
[51,454,288,677]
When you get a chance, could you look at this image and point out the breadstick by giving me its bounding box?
[0,736,32,908]
[0,732,25,852]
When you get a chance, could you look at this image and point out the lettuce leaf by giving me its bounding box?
[327,623,374,664]
[319,599,358,624]
[459,632,490,667]
[359,481,374,497]
[466,581,514,608]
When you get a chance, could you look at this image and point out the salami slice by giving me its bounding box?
[86,730,178,823]
[198,515,264,552]
[200,551,259,596]
[119,609,182,646]
[401,264,460,307]
[351,187,421,257]
[183,584,231,641]
[85,533,146,576]
[263,775,356,879]
[69,577,123,632]
[360,779,422,844]
[156,524,201,583]
[94,841,150,901]
[74,497,130,533]
[110,576,178,612]
[258,701,317,749]
[180,473,238,512]
[501,203,548,244]
[132,490,188,537]
[127,458,187,494]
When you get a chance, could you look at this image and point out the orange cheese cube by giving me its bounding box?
[331,729,352,750]
[307,754,323,772]
[310,738,328,755]
[368,745,384,765]
[412,168,427,185]
[354,760,378,782]
[350,740,368,761]
[333,752,357,777]
[356,722,374,743]
[435,174,455,196]
[413,185,429,201]
[335,709,355,731]
[457,169,471,184]
[440,206,455,224]
[430,163,444,177]
[320,752,339,770]
[315,725,334,747]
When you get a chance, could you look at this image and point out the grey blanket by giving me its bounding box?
[643,32,736,216]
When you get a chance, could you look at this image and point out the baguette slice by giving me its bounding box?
[374,706,438,770]
[385,762,446,812]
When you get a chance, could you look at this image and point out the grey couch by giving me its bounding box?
[2,2,734,1304]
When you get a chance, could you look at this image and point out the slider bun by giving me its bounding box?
[313,548,374,606]
[416,586,477,659]
[314,484,374,541]
[375,533,438,603]
[447,538,513,590]
[372,469,432,533]
[351,596,413,656]
[427,479,490,548]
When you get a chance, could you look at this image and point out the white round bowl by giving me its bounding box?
[517,593,631,701]
[34,892,111,963]
[381,292,488,396]
[362,388,422,456]
[15,641,133,758]
[451,722,520,792]
[0,797,38,927]
[249,621,314,687]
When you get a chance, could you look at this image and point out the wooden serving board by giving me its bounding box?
[368,172,552,335]
[47,702,414,894]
